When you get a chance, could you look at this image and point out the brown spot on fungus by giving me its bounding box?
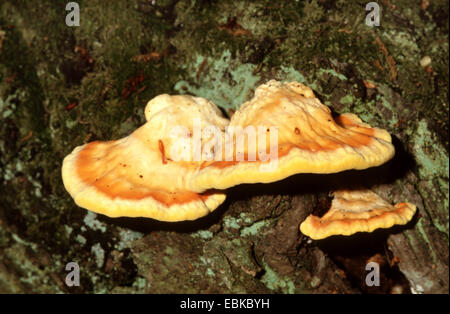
[158,139,167,165]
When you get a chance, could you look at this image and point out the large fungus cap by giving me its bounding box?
[62,94,228,221]
[299,189,417,240]
[190,80,395,192]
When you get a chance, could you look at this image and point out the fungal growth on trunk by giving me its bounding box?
[299,189,417,240]
[62,80,415,237]
[62,94,228,221]
[189,80,395,192]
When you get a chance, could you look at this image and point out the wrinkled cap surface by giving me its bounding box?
[189,80,395,192]
[62,94,228,221]
[299,189,417,240]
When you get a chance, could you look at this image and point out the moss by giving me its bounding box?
[279,66,309,84]
[91,243,105,268]
[411,120,449,180]
[222,215,243,230]
[116,229,143,250]
[190,230,213,240]
[339,94,355,105]
[174,50,260,111]
[260,258,296,294]
[317,68,347,81]
[83,212,107,233]
[240,220,271,237]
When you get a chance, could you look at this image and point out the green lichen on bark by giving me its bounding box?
[0,0,448,293]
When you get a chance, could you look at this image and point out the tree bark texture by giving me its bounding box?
[0,0,448,293]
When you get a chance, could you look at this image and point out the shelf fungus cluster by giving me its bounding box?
[62,80,416,238]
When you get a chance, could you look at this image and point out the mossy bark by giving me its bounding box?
[0,0,448,293]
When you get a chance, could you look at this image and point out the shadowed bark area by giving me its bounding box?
[0,0,448,293]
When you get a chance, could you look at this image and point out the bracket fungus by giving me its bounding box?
[299,189,417,240]
[62,94,228,221]
[62,79,415,238]
[189,80,395,192]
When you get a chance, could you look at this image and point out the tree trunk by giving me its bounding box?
[0,0,448,293]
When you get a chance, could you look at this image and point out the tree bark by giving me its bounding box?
[0,0,448,293]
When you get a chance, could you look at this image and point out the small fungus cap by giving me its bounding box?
[62,94,228,221]
[299,189,417,240]
[190,80,395,192]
